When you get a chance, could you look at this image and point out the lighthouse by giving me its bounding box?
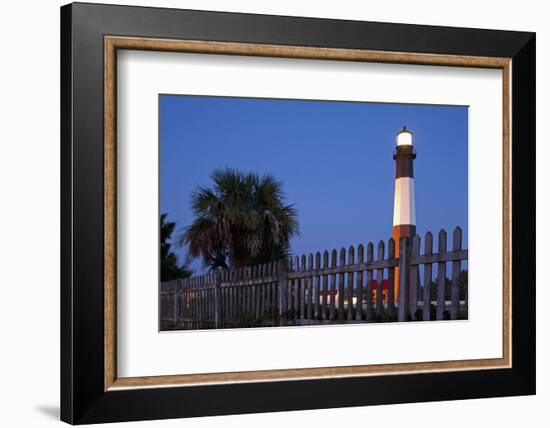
[392,127,417,300]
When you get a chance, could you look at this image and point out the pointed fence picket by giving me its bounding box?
[160,227,468,330]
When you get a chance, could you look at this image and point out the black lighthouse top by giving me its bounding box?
[394,127,416,179]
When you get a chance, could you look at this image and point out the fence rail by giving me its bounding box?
[160,227,468,330]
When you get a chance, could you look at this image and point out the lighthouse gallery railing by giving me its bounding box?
[160,227,468,330]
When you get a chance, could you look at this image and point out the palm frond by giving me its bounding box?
[179,167,300,269]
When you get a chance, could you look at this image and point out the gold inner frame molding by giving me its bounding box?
[104,35,512,391]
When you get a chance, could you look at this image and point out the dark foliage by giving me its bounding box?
[422,270,468,300]
[161,214,192,281]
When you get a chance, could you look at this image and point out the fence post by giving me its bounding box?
[301,258,307,320]
[376,241,385,318]
[214,272,222,329]
[173,281,180,330]
[329,250,337,320]
[398,237,411,322]
[278,260,288,325]
[338,248,346,320]
[365,243,374,321]
[387,239,396,319]
[436,229,447,320]
[356,244,364,321]
[307,253,314,320]
[314,252,321,320]
[321,251,329,320]
[450,227,463,320]
[423,232,433,321]
[409,235,421,319]
[347,246,355,321]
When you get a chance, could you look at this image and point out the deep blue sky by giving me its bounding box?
[160,95,468,273]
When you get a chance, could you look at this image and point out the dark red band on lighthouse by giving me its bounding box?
[392,224,416,239]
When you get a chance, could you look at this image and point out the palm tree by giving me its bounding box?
[179,168,299,270]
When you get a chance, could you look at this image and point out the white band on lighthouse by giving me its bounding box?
[392,177,416,226]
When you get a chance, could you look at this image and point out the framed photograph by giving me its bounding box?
[61,2,535,424]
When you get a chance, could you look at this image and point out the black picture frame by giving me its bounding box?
[61,2,535,424]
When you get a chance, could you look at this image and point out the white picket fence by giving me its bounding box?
[160,227,468,330]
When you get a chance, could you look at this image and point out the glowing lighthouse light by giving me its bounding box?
[396,126,413,146]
